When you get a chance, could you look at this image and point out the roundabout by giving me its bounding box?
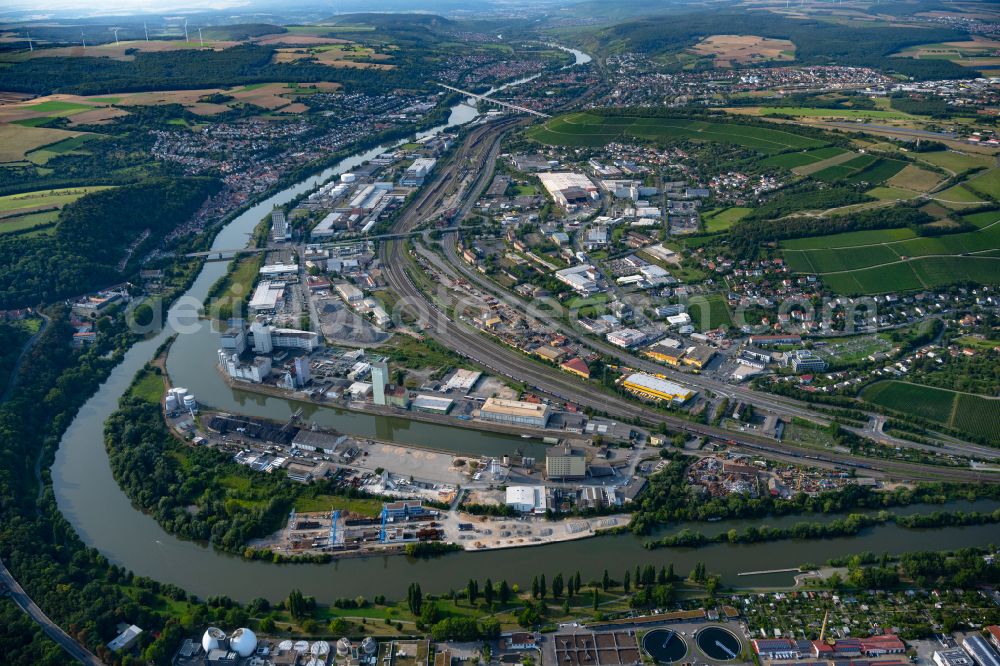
[642,629,688,664]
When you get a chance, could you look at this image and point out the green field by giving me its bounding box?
[130,370,166,404]
[783,209,1000,292]
[0,210,59,236]
[867,186,920,201]
[758,107,914,120]
[761,147,847,169]
[702,207,751,232]
[0,186,114,214]
[812,154,907,185]
[688,293,732,331]
[933,183,987,208]
[862,380,1000,443]
[528,113,827,153]
[26,134,96,165]
[915,149,994,174]
[964,168,1000,200]
[293,494,383,516]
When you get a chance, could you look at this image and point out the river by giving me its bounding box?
[50,46,1000,603]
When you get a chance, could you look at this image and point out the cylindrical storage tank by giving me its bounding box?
[341,173,356,183]
[165,394,178,411]
[183,394,197,408]
[312,641,331,657]
[336,638,352,656]
[172,387,188,401]
[202,627,225,653]
[230,628,257,658]
[362,637,377,655]
[295,640,310,653]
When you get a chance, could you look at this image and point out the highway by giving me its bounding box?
[0,558,103,665]
[377,117,1000,484]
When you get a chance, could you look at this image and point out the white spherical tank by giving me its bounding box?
[337,637,352,656]
[230,628,258,658]
[202,627,225,653]
[362,637,377,655]
[312,641,331,656]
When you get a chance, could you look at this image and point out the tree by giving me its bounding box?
[287,589,309,621]
[623,570,631,593]
[602,569,610,591]
[574,571,581,593]
[552,573,564,599]
[634,565,642,588]
[539,574,547,600]
[531,576,539,599]
[407,583,423,615]
[592,588,599,610]
[484,579,495,606]
[467,579,479,604]
[499,579,511,604]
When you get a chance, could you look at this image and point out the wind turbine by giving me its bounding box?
[183,18,189,42]
[81,31,87,49]
[143,22,149,42]
[25,31,33,52]
[198,27,204,47]
[112,27,120,46]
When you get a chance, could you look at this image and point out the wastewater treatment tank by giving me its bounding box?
[642,629,688,664]
[696,627,742,661]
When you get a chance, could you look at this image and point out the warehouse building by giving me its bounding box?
[248,281,284,314]
[401,158,437,186]
[545,445,586,479]
[963,635,1000,666]
[505,486,548,513]
[935,649,976,666]
[622,373,695,404]
[479,397,551,428]
[412,394,454,414]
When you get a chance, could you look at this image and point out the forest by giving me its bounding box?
[0,45,416,96]
[590,11,974,80]
[0,178,218,308]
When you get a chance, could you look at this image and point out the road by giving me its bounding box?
[377,118,1000,484]
[0,558,103,665]
[1,311,49,403]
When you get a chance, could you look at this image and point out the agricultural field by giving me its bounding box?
[0,124,89,162]
[761,146,847,169]
[964,168,1000,199]
[272,43,394,69]
[0,186,115,216]
[758,107,914,120]
[915,148,994,174]
[689,34,795,67]
[932,183,988,208]
[866,186,920,202]
[529,112,827,153]
[25,134,96,165]
[0,210,59,237]
[783,208,1000,292]
[861,380,1000,443]
[811,154,907,185]
[702,206,750,232]
[885,164,944,193]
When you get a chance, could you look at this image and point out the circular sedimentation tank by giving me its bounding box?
[696,627,742,661]
[642,629,688,664]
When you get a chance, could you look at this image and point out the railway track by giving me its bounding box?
[378,117,1000,485]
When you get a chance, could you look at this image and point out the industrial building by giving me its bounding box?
[555,264,602,296]
[537,172,599,208]
[443,368,482,393]
[607,328,646,349]
[401,158,437,186]
[271,206,290,242]
[963,635,1000,666]
[336,282,364,304]
[786,349,828,373]
[546,445,586,479]
[412,394,454,414]
[505,485,548,513]
[248,281,284,314]
[935,649,976,666]
[219,351,272,383]
[621,373,695,404]
[479,397,551,428]
[749,334,802,346]
[644,339,684,365]
[371,360,389,406]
